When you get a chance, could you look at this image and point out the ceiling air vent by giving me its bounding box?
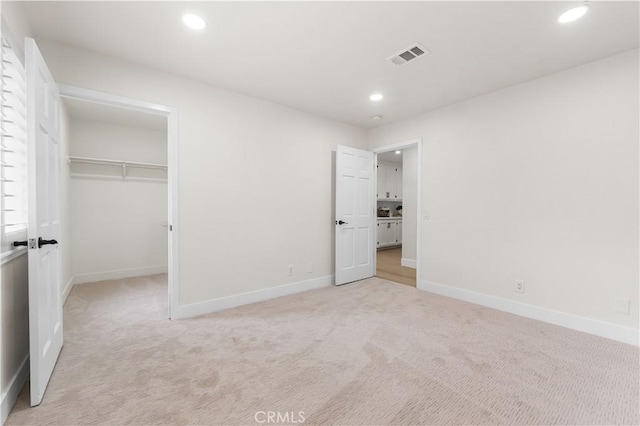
[387,43,430,66]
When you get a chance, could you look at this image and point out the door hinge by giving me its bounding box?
[169,225,173,231]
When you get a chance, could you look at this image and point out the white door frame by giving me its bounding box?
[371,138,423,285]
[57,84,180,319]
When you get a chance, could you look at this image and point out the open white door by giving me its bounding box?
[335,145,375,285]
[25,38,63,406]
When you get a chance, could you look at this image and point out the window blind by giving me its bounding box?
[1,36,28,254]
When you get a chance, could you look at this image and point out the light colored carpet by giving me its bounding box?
[7,274,639,425]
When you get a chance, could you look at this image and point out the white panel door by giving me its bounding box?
[335,145,375,285]
[384,162,396,200]
[379,221,389,247]
[391,221,399,245]
[25,38,63,407]
[376,162,385,200]
[386,221,394,246]
[377,161,391,200]
[378,162,391,200]
[376,220,386,248]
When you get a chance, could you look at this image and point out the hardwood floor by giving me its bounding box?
[376,247,416,287]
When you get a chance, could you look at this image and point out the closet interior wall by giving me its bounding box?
[68,112,168,284]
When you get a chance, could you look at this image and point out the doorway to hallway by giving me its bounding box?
[373,142,421,288]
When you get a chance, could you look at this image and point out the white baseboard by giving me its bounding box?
[1,355,29,425]
[73,265,168,285]
[62,276,74,305]
[173,275,334,320]
[419,280,639,346]
[401,258,416,269]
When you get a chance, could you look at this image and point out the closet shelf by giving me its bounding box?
[68,156,167,179]
[68,156,167,170]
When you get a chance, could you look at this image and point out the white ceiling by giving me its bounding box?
[63,98,167,131]
[24,1,639,129]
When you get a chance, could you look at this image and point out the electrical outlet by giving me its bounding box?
[515,280,525,293]
[614,297,630,315]
[288,265,294,277]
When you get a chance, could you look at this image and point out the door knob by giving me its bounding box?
[337,220,348,225]
[12,240,28,248]
[38,237,58,248]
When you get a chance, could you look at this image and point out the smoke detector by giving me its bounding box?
[387,43,430,66]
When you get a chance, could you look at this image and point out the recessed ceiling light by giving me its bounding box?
[370,115,384,120]
[369,93,384,102]
[558,5,588,23]
[183,13,206,30]
[395,150,401,155]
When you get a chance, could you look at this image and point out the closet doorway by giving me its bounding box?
[59,86,178,319]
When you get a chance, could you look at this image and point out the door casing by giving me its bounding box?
[371,138,423,285]
[58,84,180,319]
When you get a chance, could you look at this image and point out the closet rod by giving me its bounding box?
[68,156,167,170]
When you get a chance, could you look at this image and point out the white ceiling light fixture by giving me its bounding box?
[369,93,384,102]
[182,13,206,30]
[395,150,401,154]
[558,3,588,23]
[370,115,384,121]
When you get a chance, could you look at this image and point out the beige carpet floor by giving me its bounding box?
[7,274,639,425]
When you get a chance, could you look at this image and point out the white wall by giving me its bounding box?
[368,49,639,332]
[401,146,417,266]
[0,2,30,59]
[36,39,367,307]
[70,119,167,165]
[69,117,168,283]
[0,254,28,424]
